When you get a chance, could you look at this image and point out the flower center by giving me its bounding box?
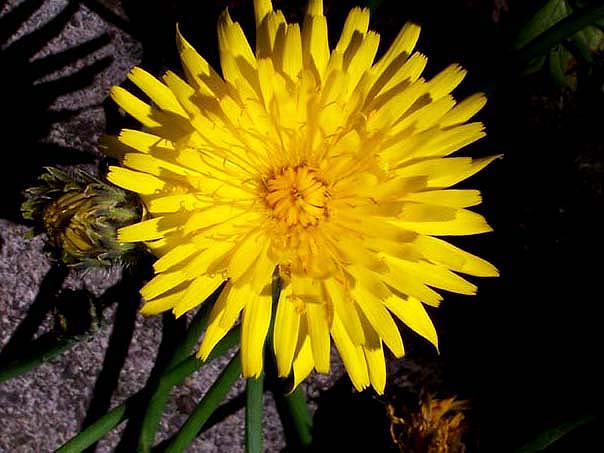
[264,166,328,228]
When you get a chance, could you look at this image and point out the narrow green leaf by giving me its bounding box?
[514,415,596,453]
[515,0,571,51]
[56,327,240,453]
[137,297,216,451]
[516,3,604,66]
[56,396,138,453]
[246,376,264,453]
[0,334,77,384]
[165,352,242,453]
[276,386,313,448]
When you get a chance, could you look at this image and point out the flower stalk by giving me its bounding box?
[245,375,265,453]
[56,328,241,453]
[165,353,242,453]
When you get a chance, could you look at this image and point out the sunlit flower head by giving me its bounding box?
[106,0,499,393]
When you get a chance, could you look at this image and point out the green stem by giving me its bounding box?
[56,327,240,453]
[137,299,216,451]
[279,387,313,448]
[0,334,77,383]
[245,376,265,453]
[516,3,604,65]
[165,353,242,453]
[513,415,596,453]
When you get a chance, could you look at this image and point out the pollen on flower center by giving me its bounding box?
[263,166,329,228]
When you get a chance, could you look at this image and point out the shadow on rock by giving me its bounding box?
[0,0,112,222]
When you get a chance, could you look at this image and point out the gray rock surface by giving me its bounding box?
[0,1,340,451]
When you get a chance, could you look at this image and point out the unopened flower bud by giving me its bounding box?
[22,167,142,268]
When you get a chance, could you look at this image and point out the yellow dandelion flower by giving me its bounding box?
[106,0,499,393]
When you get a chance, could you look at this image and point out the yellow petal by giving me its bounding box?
[397,207,493,236]
[323,279,365,345]
[127,67,187,117]
[253,0,273,28]
[121,152,192,178]
[183,205,247,235]
[256,10,287,59]
[366,51,427,104]
[404,122,486,160]
[383,295,438,350]
[219,284,252,329]
[280,24,303,81]
[306,301,331,373]
[241,289,272,378]
[172,274,224,318]
[248,244,276,291]
[359,315,389,394]
[153,243,198,273]
[371,22,421,81]
[273,286,301,377]
[325,233,388,273]
[402,189,482,208]
[198,283,233,360]
[414,235,499,277]
[181,241,235,278]
[146,193,208,214]
[107,166,166,195]
[290,277,322,304]
[334,7,370,54]
[331,314,369,391]
[348,265,391,300]
[140,270,188,301]
[302,12,329,81]
[162,70,204,119]
[387,257,477,295]
[364,343,386,394]
[117,129,174,154]
[292,333,314,390]
[110,86,162,128]
[427,64,467,99]
[382,268,444,307]
[176,25,226,97]
[353,287,404,358]
[218,9,257,75]
[227,230,264,281]
[392,95,456,134]
[440,93,487,127]
[366,78,427,131]
[399,155,502,188]
[343,31,380,91]
[306,0,323,16]
[140,286,186,315]
[118,216,175,242]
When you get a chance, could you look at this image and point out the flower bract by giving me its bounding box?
[106,0,499,393]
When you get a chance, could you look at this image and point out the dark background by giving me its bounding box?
[1,0,602,451]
